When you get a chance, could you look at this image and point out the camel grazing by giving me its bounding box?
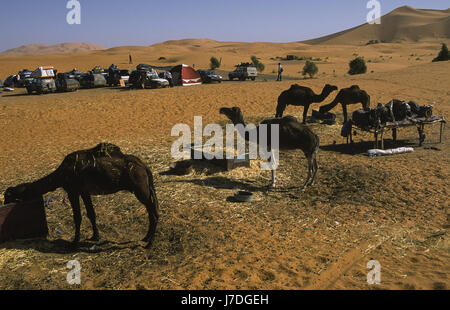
[319,85,370,122]
[220,107,320,190]
[275,84,338,123]
[3,143,159,249]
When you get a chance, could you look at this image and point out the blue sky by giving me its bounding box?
[0,0,448,51]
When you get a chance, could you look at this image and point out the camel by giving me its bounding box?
[319,85,370,122]
[3,143,159,249]
[220,107,320,190]
[275,84,338,123]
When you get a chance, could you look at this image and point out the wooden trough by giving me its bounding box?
[0,197,48,244]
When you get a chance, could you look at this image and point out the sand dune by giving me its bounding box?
[303,6,450,45]
[1,42,105,56]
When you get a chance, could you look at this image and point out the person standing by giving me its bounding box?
[277,63,283,81]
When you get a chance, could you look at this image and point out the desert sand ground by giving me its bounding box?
[0,39,449,290]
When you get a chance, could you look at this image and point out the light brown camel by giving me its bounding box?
[220,107,320,190]
[275,84,338,123]
[3,143,159,249]
[319,85,371,122]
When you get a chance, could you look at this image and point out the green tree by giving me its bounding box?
[348,57,367,75]
[210,57,221,70]
[302,61,318,78]
[432,43,450,62]
[251,56,265,72]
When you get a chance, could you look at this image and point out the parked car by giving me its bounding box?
[66,69,84,81]
[129,64,169,89]
[17,69,33,87]
[228,65,257,81]
[3,75,16,87]
[80,72,107,88]
[55,73,80,92]
[197,70,223,83]
[26,78,56,94]
[26,66,57,94]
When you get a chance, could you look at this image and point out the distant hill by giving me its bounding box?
[303,6,450,45]
[1,42,106,55]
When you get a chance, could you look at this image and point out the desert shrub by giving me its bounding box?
[366,40,379,45]
[432,43,450,62]
[302,61,318,78]
[158,56,166,60]
[210,57,221,70]
[348,57,367,75]
[251,56,265,72]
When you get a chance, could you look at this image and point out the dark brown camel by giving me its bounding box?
[220,107,320,190]
[275,84,338,123]
[319,85,370,122]
[3,143,159,249]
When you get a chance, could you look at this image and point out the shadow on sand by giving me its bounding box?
[0,237,143,254]
[320,139,417,155]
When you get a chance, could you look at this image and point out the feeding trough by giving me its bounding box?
[233,191,254,202]
[190,145,251,171]
[0,196,48,243]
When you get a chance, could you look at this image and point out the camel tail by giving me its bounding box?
[146,168,159,212]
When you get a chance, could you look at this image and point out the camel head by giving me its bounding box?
[323,84,338,94]
[362,92,371,111]
[3,183,32,204]
[219,107,245,125]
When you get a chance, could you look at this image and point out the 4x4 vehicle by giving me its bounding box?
[80,71,107,88]
[17,69,33,87]
[197,70,223,83]
[129,64,169,89]
[26,66,57,94]
[66,69,84,81]
[55,73,80,92]
[228,64,257,81]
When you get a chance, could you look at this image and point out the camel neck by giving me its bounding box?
[312,88,331,103]
[319,93,340,113]
[29,170,60,195]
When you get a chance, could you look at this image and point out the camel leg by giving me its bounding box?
[309,153,319,186]
[342,103,348,123]
[269,150,278,188]
[302,104,310,124]
[300,156,313,191]
[68,192,82,247]
[81,193,99,241]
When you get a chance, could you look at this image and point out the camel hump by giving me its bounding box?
[91,143,123,158]
[289,84,302,90]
